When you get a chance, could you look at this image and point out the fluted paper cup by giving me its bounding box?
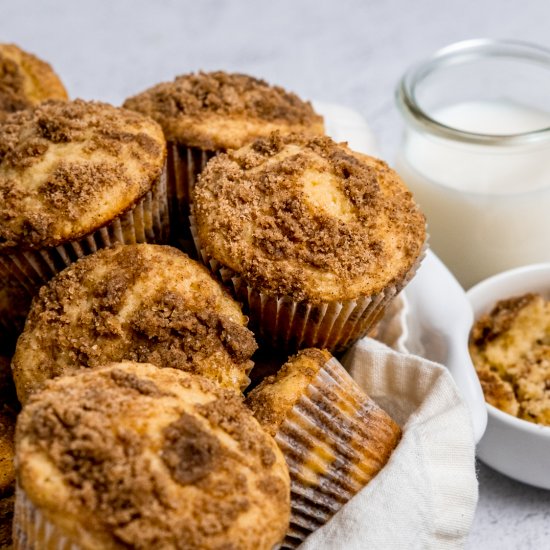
[13,485,80,550]
[191,215,425,354]
[166,142,214,254]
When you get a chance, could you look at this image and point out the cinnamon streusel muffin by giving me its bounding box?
[123,71,324,251]
[0,354,18,549]
[470,293,550,426]
[193,132,426,353]
[246,349,401,548]
[0,99,169,336]
[0,43,68,121]
[12,244,257,403]
[14,362,290,549]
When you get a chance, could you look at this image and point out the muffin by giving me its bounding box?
[0,43,67,121]
[469,292,550,425]
[13,362,290,549]
[12,244,258,403]
[0,355,18,549]
[123,71,324,251]
[0,99,169,336]
[246,349,401,547]
[193,132,426,353]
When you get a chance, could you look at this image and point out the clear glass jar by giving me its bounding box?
[395,39,550,289]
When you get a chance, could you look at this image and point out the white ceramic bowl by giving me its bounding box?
[467,263,550,489]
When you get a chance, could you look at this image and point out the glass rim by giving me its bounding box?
[396,38,550,145]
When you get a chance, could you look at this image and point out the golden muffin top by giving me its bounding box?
[194,132,426,302]
[0,43,68,120]
[246,348,330,436]
[470,293,550,426]
[0,355,17,497]
[0,99,166,252]
[12,244,257,403]
[123,71,324,150]
[16,362,290,550]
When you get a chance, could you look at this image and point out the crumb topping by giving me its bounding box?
[470,293,537,346]
[194,132,426,302]
[162,412,222,485]
[12,244,257,402]
[0,43,67,120]
[123,71,324,149]
[196,391,278,468]
[470,293,550,426]
[0,99,166,251]
[16,363,290,549]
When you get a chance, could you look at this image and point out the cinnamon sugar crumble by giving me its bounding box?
[109,368,168,397]
[470,293,537,346]
[194,132,425,300]
[124,71,321,126]
[196,390,277,468]
[0,355,17,499]
[162,412,222,485]
[0,55,28,115]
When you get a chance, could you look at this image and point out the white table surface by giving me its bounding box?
[2,1,550,548]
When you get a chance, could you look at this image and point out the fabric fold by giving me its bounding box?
[299,338,478,550]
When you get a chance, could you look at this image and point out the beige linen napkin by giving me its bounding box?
[299,337,478,550]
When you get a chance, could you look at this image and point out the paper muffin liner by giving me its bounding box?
[0,166,169,334]
[13,484,80,550]
[190,215,426,353]
[273,357,401,548]
[166,142,214,254]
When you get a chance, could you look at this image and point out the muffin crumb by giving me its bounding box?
[470,292,550,425]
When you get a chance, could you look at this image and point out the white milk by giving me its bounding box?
[396,100,550,288]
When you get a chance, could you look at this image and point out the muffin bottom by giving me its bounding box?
[13,485,79,550]
[191,217,424,353]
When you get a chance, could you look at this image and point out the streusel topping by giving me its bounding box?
[124,71,324,150]
[194,132,426,302]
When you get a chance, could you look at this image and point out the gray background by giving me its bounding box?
[2,0,550,548]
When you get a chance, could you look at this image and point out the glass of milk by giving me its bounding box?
[395,39,550,289]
